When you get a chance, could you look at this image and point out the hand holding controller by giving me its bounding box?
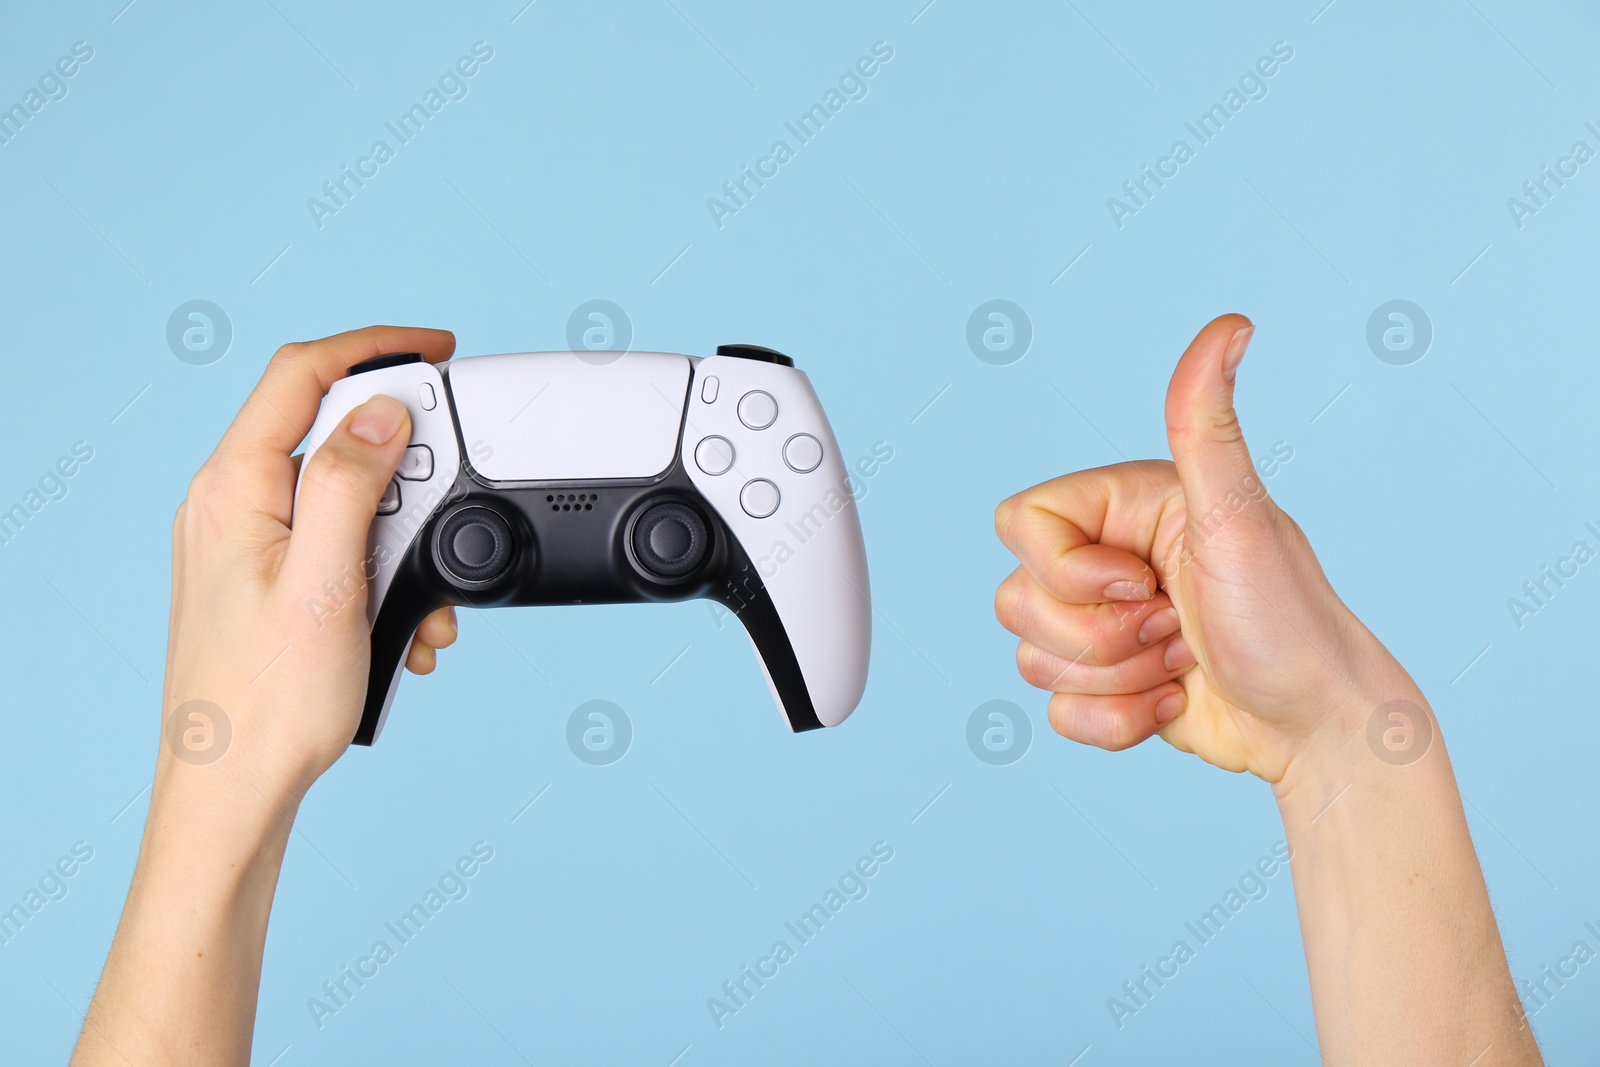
[294,344,872,744]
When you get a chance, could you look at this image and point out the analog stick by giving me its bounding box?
[632,502,709,579]
[437,506,516,584]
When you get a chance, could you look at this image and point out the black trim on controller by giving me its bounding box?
[351,358,823,745]
[716,344,794,367]
[348,352,424,377]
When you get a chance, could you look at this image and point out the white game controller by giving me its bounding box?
[295,344,871,744]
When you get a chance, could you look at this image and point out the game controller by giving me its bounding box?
[294,344,871,744]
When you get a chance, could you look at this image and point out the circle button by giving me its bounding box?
[738,390,778,430]
[695,435,735,476]
[740,479,781,519]
[783,433,823,473]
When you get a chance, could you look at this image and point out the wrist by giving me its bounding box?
[1271,628,1435,814]
[146,752,301,881]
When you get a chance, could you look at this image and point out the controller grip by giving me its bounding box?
[754,555,870,730]
[680,355,872,729]
[716,567,825,731]
[718,491,870,731]
[293,356,460,745]
[356,585,440,745]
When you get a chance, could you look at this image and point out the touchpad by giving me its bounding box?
[448,352,692,482]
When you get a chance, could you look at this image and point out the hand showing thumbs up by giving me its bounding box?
[995,314,1408,783]
[994,315,1544,1065]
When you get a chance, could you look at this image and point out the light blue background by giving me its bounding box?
[3,1,1598,1063]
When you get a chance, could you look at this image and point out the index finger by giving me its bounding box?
[994,460,1176,603]
[219,325,456,461]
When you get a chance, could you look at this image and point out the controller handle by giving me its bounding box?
[294,354,462,743]
[683,353,872,729]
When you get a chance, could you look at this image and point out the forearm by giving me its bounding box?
[1275,659,1540,1065]
[72,766,297,1067]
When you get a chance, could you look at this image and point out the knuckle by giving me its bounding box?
[185,462,220,502]
[1206,406,1245,445]
[1018,642,1066,690]
[993,495,1021,543]
[1046,694,1077,739]
[1102,714,1141,751]
[1052,693,1138,751]
[1015,643,1042,687]
[272,340,310,365]
[182,463,240,532]
[993,573,1029,635]
[302,445,373,504]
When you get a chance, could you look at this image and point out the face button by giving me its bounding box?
[347,352,424,377]
[694,435,735,476]
[419,382,438,410]
[378,479,401,516]
[437,506,516,585]
[715,344,795,368]
[740,478,781,519]
[701,375,719,403]
[737,390,778,430]
[782,433,823,474]
[631,502,710,580]
[397,444,433,481]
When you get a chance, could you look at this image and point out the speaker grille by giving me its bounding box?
[547,492,597,512]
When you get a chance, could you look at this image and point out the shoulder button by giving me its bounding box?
[348,352,424,377]
[715,344,794,368]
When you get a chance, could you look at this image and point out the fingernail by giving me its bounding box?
[1104,580,1153,601]
[445,606,459,639]
[1138,607,1180,645]
[1155,691,1187,724]
[350,395,406,444]
[1221,324,1254,383]
[1163,635,1195,672]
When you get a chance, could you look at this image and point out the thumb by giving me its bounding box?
[1163,314,1268,534]
[287,395,411,585]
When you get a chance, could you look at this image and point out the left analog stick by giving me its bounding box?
[437,506,516,585]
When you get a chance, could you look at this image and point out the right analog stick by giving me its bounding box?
[437,506,516,585]
[632,502,709,580]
